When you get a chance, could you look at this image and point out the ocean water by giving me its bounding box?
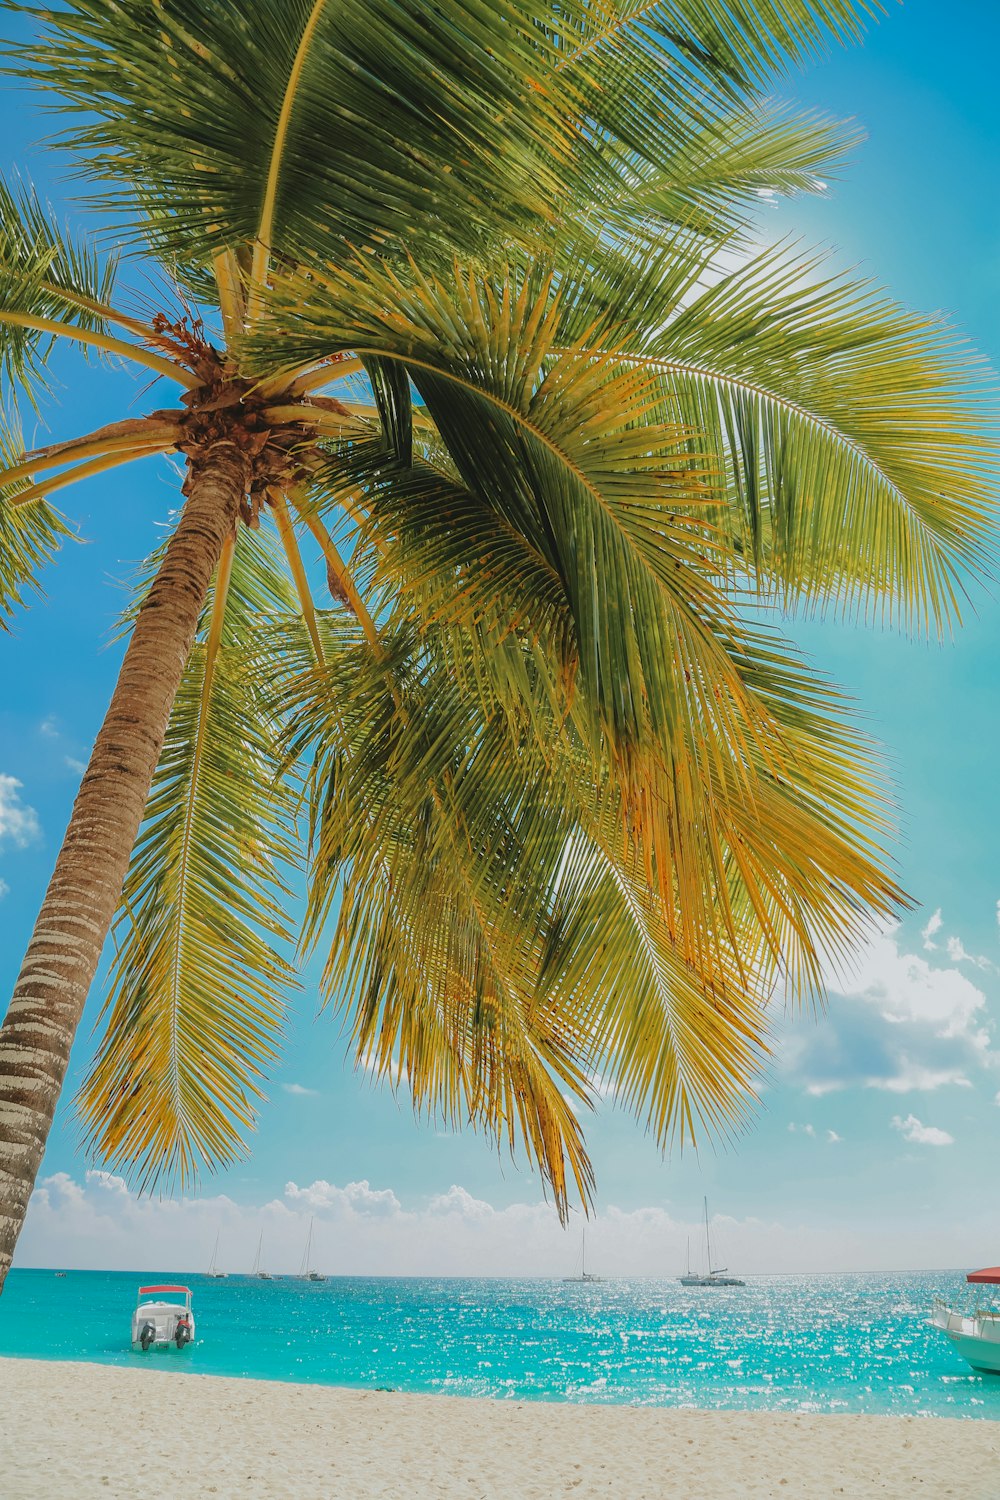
[1,1268,997,1419]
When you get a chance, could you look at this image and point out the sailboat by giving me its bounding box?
[299,1216,327,1282]
[251,1230,273,1281]
[562,1226,603,1283]
[206,1231,227,1279]
[679,1198,744,1287]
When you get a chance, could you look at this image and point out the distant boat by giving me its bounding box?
[563,1226,603,1284]
[932,1266,1000,1372]
[251,1230,273,1281]
[132,1283,195,1352]
[206,1231,228,1279]
[299,1216,327,1282]
[679,1198,745,1287]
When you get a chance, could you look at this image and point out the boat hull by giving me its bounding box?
[931,1302,1000,1374]
[679,1275,745,1287]
[950,1334,1000,1375]
[132,1301,196,1352]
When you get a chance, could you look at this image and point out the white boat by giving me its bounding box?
[563,1227,603,1284]
[679,1198,745,1287]
[206,1231,227,1279]
[131,1284,195,1352]
[300,1216,327,1282]
[252,1230,273,1281]
[932,1266,1000,1372]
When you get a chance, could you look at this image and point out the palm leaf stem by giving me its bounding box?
[213,250,245,344]
[0,420,180,491]
[249,0,329,325]
[297,505,379,645]
[7,444,176,510]
[256,359,365,401]
[270,488,323,657]
[9,443,176,509]
[261,403,372,439]
[0,310,200,389]
[23,277,159,345]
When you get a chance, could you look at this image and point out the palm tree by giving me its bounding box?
[0,1,994,1291]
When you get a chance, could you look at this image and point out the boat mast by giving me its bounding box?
[253,1230,263,1276]
[582,1227,586,1278]
[703,1197,712,1276]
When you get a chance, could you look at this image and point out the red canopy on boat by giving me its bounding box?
[138,1285,192,1296]
[966,1268,1000,1284]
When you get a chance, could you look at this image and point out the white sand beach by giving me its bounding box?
[1,1357,997,1499]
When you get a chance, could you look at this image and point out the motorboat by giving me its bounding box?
[131,1285,196,1352]
[679,1197,745,1287]
[562,1227,603,1283]
[932,1266,1000,1373]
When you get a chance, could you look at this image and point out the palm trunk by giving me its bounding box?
[0,438,250,1291]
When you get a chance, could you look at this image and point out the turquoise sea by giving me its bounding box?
[1,1269,997,1419]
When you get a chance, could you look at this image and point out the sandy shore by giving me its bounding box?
[1,1357,998,1499]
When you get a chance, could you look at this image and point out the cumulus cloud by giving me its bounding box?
[0,878,8,900]
[282,1083,318,1097]
[787,1122,816,1137]
[891,1113,954,1147]
[39,717,59,739]
[284,1178,402,1218]
[783,925,996,1098]
[826,1130,842,1143]
[18,1170,991,1277]
[0,774,40,849]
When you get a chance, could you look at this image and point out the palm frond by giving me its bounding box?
[77,529,300,1188]
[0,406,69,625]
[0,175,119,389]
[628,241,999,627]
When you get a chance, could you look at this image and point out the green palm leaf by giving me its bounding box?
[77,529,300,1188]
[0,406,69,624]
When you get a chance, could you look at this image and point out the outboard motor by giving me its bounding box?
[139,1320,157,1352]
[174,1316,192,1349]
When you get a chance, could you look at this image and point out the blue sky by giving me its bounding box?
[3,2,1000,1275]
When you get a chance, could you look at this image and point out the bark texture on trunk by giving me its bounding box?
[0,439,249,1290]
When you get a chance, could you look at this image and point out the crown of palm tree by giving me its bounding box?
[0,0,994,1268]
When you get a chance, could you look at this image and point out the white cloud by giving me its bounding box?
[0,878,8,900]
[427,1185,494,1219]
[784,924,996,1098]
[39,717,59,739]
[284,1178,402,1218]
[891,1113,954,1147]
[19,1170,994,1277]
[921,908,942,951]
[826,1130,842,1143]
[945,935,994,973]
[64,756,87,776]
[866,1060,973,1094]
[282,1083,318,1097]
[0,774,40,849]
[787,1122,816,1137]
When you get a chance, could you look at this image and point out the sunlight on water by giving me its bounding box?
[1,1269,996,1418]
